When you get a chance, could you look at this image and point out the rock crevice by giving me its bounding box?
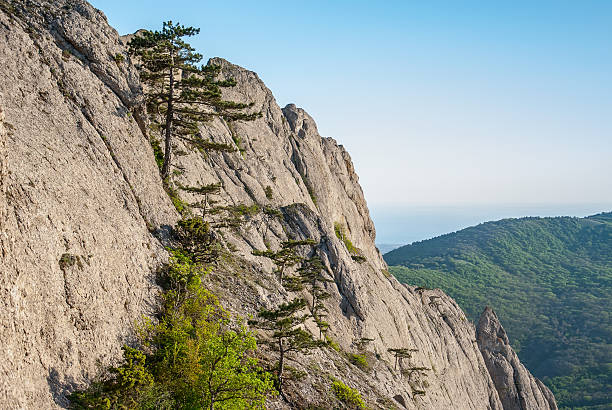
[477,307,558,410]
[0,1,557,408]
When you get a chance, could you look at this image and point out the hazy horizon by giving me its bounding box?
[92,0,612,222]
[372,202,612,246]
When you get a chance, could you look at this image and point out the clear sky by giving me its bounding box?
[91,0,612,227]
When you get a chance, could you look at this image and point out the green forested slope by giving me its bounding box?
[385,213,612,409]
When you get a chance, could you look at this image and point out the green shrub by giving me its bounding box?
[164,181,190,216]
[149,137,164,171]
[70,253,276,409]
[113,53,125,64]
[305,180,317,205]
[331,378,366,409]
[61,49,71,61]
[334,222,355,252]
[348,353,369,371]
[325,335,341,352]
[263,206,282,219]
[264,185,273,200]
[230,203,260,217]
[334,222,366,263]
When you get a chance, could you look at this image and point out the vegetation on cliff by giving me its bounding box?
[128,21,258,179]
[71,25,353,403]
[386,213,612,409]
[70,247,276,409]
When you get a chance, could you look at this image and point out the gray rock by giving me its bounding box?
[477,307,558,410]
[0,1,176,407]
[0,1,557,408]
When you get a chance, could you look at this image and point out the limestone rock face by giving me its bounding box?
[165,58,553,409]
[0,1,556,409]
[477,307,558,410]
[0,1,177,407]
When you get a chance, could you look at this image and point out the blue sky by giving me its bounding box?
[91,1,612,239]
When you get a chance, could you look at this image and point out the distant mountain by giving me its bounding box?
[1,1,553,407]
[385,213,612,409]
[376,243,404,254]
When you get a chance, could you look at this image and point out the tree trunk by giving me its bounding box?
[311,280,317,312]
[278,338,285,395]
[161,51,174,180]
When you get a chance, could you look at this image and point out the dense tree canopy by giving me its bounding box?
[385,213,612,409]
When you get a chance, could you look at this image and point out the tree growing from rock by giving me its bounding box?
[248,298,325,398]
[387,348,419,373]
[180,182,222,214]
[70,251,275,409]
[128,21,259,179]
[293,255,333,338]
[252,239,316,283]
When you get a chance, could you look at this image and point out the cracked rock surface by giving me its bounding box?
[0,1,556,408]
[477,307,558,410]
[0,1,176,407]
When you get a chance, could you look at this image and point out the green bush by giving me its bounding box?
[70,252,276,409]
[149,137,164,171]
[164,181,190,216]
[348,353,369,371]
[264,185,273,200]
[334,222,366,263]
[331,378,366,409]
[325,336,341,353]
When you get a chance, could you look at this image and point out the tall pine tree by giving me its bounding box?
[128,21,259,179]
[248,299,324,399]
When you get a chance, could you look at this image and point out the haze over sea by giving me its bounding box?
[372,203,612,251]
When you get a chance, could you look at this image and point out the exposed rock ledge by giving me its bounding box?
[0,1,557,408]
[477,307,558,410]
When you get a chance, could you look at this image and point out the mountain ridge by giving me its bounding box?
[0,1,555,408]
[386,213,611,409]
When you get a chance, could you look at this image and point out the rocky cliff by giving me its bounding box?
[477,308,558,410]
[0,1,556,408]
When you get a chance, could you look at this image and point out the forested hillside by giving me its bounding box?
[385,213,612,409]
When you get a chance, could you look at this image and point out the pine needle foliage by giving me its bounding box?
[252,239,316,283]
[292,256,333,338]
[128,21,260,179]
[248,299,325,397]
[387,348,419,373]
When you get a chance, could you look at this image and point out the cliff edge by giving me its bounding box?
[477,307,557,410]
[0,1,556,408]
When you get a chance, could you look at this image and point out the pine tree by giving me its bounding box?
[174,216,221,265]
[294,255,333,338]
[179,182,222,214]
[128,21,259,179]
[252,239,316,283]
[387,347,419,374]
[248,299,325,398]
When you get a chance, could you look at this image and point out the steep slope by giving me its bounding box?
[386,215,612,409]
[159,56,506,410]
[477,307,557,410]
[0,1,554,408]
[0,1,177,407]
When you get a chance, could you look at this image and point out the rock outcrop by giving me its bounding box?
[0,1,556,408]
[477,307,558,410]
[0,1,177,407]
